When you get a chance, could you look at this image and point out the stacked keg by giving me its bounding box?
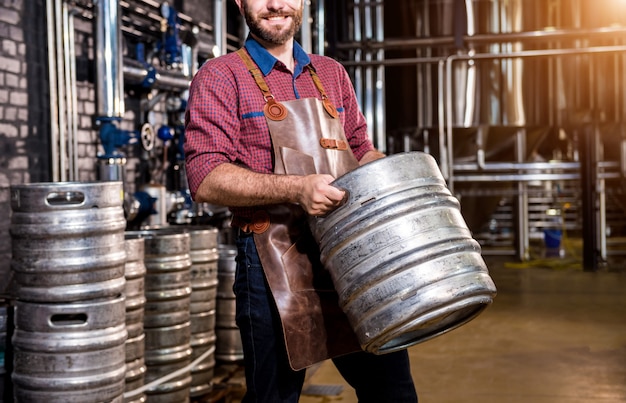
[186,227,219,398]
[215,245,243,362]
[9,181,128,402]
[132,229,192,403]
[123,235,147,402]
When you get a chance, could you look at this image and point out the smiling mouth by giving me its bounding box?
[263,14,291,22]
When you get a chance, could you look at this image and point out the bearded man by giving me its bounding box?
[184,1,418,401]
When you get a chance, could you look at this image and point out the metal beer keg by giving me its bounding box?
[9,181,126,302]
[129,229,192,403]
[309,152,497,354]
[12,296,127,402]
[215,245,243,362]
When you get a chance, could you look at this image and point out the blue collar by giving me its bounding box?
[244,36,311,77]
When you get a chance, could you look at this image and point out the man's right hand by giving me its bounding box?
[297,174,346,216]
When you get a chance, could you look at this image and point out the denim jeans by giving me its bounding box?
[234,234,418,403]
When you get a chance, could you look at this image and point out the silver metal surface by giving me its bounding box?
[310,152,497,354]
[126,229,192,402]
[215,245,243,362]
[9,181,126,302]
[124,235,147,339]
[129,229,192,329]
[185,226,219,396]
[96,0,124,117]
[12,297,127,402]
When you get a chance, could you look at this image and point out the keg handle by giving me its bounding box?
[46,191,86,206]
[49,313,88,327]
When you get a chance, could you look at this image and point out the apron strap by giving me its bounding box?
[236,48,338,119]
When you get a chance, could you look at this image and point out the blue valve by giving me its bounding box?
[157,125,174,142]
[97,117,138,158]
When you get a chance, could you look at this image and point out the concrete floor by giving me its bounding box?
[300,255,626,403]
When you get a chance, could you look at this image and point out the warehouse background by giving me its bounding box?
[1,0,626,291]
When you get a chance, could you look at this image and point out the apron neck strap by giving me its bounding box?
[236,48,332,103]
[236,48,273,100]
[236,48,339,119]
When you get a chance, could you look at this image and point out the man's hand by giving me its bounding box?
[297,174,346,216]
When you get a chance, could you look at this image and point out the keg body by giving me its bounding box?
[215,245,243,362]
[123,235,147,402]
[310,152,497,353]
[186,227,219,397]
[130,229,192,403]
[12,297,127,402]
[10,182,126,302]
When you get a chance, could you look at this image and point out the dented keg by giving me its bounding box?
[12,296,127,402]
[309,152,497,354]
[9,181,126,302]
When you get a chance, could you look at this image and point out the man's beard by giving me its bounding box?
[243,3,303,45]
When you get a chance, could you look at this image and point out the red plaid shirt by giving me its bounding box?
[184,37,374,204]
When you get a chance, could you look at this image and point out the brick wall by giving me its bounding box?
[0,0,207,295]
[0,0,50,295]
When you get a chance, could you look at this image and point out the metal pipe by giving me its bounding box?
[437,60,448,180]
[55,0,67,181]
[121,0,214,33]
[334,26,626,51]
[213,0,226,56]
[64,3,79,181]
[46,0,60,182]
[301,0,312,53]
[452,173,580,182]
[374,0,384,151]
[316,0,325,55]
[96,0,124,118]
[122,62,191,91]
[69,7,79,181]
[515,128,529,261]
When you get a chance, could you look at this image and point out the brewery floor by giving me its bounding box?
[296,254,626,403]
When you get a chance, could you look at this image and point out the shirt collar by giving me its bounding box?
[244,36,311,77]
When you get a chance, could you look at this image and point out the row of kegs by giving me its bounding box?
[5,152,500,401]
[6,181,243,403]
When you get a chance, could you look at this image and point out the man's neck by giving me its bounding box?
[253,35,295,73]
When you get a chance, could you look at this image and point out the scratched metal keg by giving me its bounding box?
[133,229,192,329]
[12,296,127,402]
[130,229,192,403]
[309,152,497,354]
[143,321,192,403]
[185,226,219,397]
[9,181,126,302]
[123,234,147,403]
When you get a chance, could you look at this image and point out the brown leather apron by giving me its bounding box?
[236,49,362,370]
